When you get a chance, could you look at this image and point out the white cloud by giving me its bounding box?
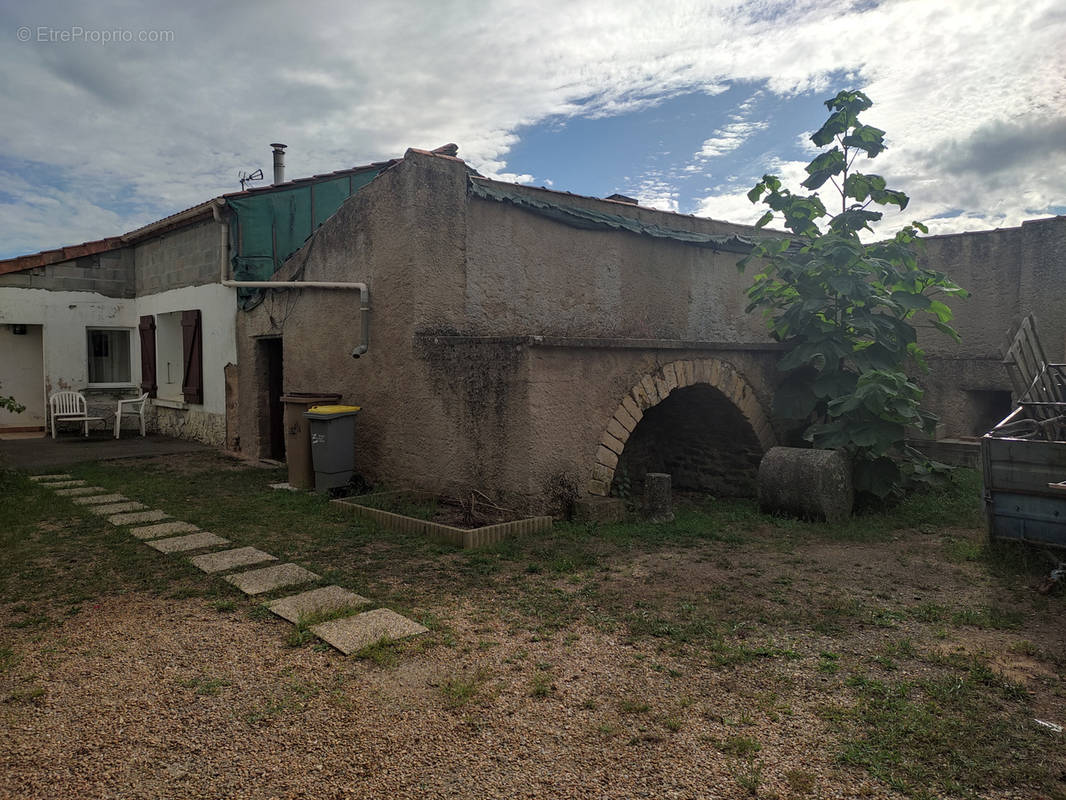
[696,120,770,159]
[0,0,1062,255]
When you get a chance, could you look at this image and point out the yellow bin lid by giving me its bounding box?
[306,404,361,415]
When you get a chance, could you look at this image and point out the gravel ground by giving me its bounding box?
[1,593,895,800]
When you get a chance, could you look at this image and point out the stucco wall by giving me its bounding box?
[0,273,235,445]
[0,287,139,400]
[916,215,1066,436]
[235,151,781,507]
[0,324,45,428]
[232,150,1064,506]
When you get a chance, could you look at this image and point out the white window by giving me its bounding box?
[87,328,132,385]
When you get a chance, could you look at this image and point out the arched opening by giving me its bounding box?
[612,384,764,498]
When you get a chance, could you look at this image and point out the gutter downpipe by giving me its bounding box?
[212,199,370,358]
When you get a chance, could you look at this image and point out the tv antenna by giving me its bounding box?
[238,168,264,190]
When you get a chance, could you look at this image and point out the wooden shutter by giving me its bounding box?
[181,310,204,404]
[138,315,157,398]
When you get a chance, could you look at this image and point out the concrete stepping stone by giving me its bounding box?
[55,486,107,497]
[73,494,127,505]
[130,521,199,540]
[311,608,428,655]
[30,474,73,482]
[189,547,276,574]
[267,586,371,625]
[40,479,87,489]
[108,509,170,526]
[89,502,148,516]
[147,532,230,553]
[224,563,320,596]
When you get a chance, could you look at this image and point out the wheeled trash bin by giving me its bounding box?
[304,405,361,492]
[280,393,342,490]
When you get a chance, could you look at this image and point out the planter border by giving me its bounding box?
[332,490,552,548]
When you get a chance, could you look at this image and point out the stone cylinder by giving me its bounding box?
[757,447,853,523]
[644,472,674,523]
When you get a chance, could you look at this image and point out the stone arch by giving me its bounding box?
[587,358,776,496]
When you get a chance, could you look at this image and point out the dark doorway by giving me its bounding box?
[614,384,764,497]
[259,338,285,461]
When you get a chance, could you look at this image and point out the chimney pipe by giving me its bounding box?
[270,143,287,185]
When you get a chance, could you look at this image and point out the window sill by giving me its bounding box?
[152,398,188,410]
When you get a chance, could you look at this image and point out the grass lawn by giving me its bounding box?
[2,452,1064,799]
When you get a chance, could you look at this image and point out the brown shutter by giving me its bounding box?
[138,315,157,398]
[181,310,204,404]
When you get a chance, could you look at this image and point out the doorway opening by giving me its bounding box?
[257,337,284,460]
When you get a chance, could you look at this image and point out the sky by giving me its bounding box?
[1,0,1064,260]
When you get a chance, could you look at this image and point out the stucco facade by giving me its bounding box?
[236,150,786,509]
[234,149,1066,508]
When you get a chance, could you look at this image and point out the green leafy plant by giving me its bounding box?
[0,381,24,415]
[739,90,967,498]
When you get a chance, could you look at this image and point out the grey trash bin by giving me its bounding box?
[304,405,361,492]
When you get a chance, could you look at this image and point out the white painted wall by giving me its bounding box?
[0,324,45,428]
[0,288,138,401]
[0,282,237,421]
[134,283,237,415]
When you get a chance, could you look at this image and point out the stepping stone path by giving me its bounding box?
[190,547,276,574]
[267,586,371,625]
[311,609,429,655]
[74,494,127,505]
[148,532,230,553]
[224,563,320,596]
[90,502,148,516]
[109,509,170,526]
[130,521,199,540]
[29,472,430,654]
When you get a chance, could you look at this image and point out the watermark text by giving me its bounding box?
[17,26,175,44]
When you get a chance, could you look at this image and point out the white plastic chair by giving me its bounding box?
[114,392,149,439]
[49,391,101,439]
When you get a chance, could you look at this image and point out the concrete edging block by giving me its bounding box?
[332,491,553,549]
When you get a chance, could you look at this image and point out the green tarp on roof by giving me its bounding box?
[227,168,384,307]
[468,177,761,254]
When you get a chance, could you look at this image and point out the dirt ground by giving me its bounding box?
[2,509,1064,800]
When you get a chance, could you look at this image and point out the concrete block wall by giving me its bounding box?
[134,219,221,294]
[0,250,134,297]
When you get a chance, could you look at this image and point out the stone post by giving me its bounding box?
[644,472,674,523]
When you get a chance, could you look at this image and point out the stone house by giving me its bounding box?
[232,148,1066,509]
[0,150,395,443]
[3,143,1062,509]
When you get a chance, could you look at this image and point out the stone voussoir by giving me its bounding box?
[613,404,638,433]
[596,444,619,470]
[40,480,87,489]
[30,474,73,482]
[606,416,630,442]
[600,430,625,456]
[620,395,643,425]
